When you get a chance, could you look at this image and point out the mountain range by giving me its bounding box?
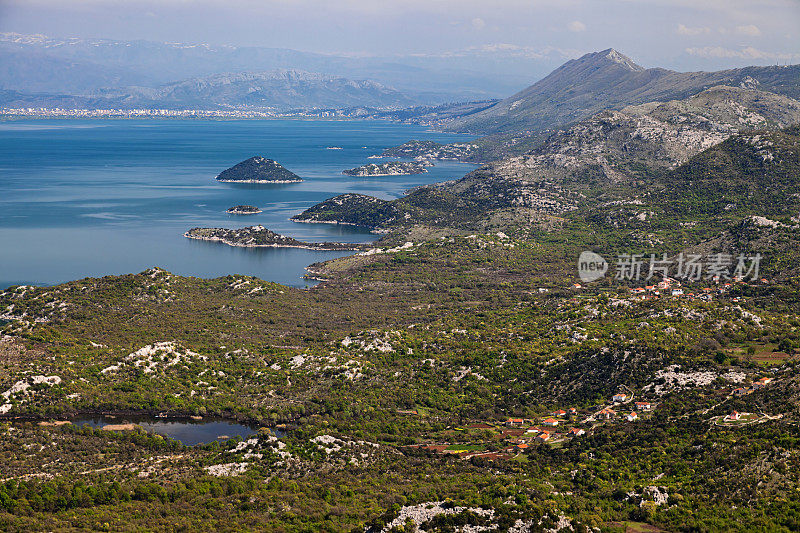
[98,70,422,111]
[0,32,567,102]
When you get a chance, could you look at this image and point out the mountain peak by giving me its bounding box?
[592,48,644,71]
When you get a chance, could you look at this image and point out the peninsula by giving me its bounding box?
[184,225,368,251]
[215,156,303,183]
[342,161,428,177]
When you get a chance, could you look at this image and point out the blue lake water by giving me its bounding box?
[0,118,475,288]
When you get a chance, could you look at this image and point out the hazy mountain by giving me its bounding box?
[445,48,800,134]
[0,33,566,101]
[96,69,424,110]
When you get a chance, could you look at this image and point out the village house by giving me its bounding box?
[552,409,567,417]
[726,411,741,421]
[506,418,524,427]
[626,412,638,422]
[671,288,684,296]
[635,401,651,411]
[542,418,559,427]
[536,432,551,442]
[597,408,616,420]
[612,393,628,402]
[752,377,773,389]
[569,428,585,437]
[732,387,751,396]
[568,407,577,415]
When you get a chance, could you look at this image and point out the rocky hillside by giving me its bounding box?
[480,86,800,185]
[342,161,428,177]
[294,125,800,259]
[444,48,800,135]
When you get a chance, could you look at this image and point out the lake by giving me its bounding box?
[70,415,274,446]
[0,118,475,288]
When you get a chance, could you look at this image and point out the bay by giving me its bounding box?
[0,118,475,288]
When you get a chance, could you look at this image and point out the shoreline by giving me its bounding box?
[184,232,367,251]
[216,178,303,184]
[343,172,426,177]
[290,218,386,234]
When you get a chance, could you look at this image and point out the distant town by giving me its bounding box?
[0,107,373,119]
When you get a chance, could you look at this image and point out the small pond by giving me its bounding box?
[69,415,279,446]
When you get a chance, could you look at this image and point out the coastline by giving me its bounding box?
[290,218,386,234]
[216,178,304,184]
[183,231,367,251]
[342,172,426,177]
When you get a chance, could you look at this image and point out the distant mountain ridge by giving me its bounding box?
[100,69,420,110]
[444,48,800,134]
[0,32,564,101]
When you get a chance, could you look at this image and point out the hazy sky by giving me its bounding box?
[1,0,798,69]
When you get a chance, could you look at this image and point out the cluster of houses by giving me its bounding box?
[626,277,769,301]
[629,279,725,301]
[732,376,773,397]
[501,409,585,446]
[413,393,661,462]
[597,394,652,423]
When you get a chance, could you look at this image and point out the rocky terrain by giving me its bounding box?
[215,156,303,183]
[478,85,800,186]
[342,161,429,177]
[184,225,367,251]
[378,140,479,162]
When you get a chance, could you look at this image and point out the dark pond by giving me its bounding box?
[70,415,281,446]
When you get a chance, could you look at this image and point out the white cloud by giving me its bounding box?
[471,17,486,30]
[735,24,761,36]
[685,45,797,61]
[677,24,711,36]
[567,20,586,32]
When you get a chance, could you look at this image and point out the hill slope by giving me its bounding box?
[445,48,800,135]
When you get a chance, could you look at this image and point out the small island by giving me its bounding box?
[216,156,303,183]
[184,225,369,251]
[226,205,262,215]
[342,161,428,177]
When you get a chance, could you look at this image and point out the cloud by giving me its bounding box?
[433,43,579,59]
[685,45,797,61]
[567,20,586,32]
[735,24,761,36]
[471,17,486,30]
[676,24,711,36]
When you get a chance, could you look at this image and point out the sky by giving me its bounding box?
[1,0,798,70]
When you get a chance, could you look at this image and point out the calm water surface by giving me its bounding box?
[71,415,273,446]
[0,118,475,288]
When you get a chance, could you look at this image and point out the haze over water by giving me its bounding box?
[0,118,475,288]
